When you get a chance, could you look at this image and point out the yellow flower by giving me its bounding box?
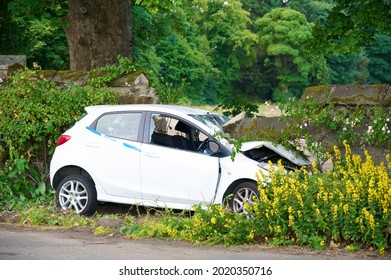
[379,248,385,256]
[343,204,349,214]
[247,230,255,241]
[333,145,341,161]
[332,204,339,221]
[311,161,319,174]
[288,214,294,227]
[211,217,217,225]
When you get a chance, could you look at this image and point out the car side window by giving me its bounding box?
[95,112,142,141]
[149,114,208,152]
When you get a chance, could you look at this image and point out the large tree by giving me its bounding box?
[198,0,257,101]
[255,8,315,100]
[64,0,132,70]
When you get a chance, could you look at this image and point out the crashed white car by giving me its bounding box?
[50,104,309,215]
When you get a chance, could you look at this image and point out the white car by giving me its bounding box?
[50,104,309,215]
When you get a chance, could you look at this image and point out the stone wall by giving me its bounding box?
[41,70,159,104]
[301,84,391,107]
[0,55,27,76]
[224,84,391,167]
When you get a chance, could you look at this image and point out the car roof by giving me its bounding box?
[85,104,210,116]
[83,104,218,134]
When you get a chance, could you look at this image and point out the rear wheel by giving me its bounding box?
[56,175,97,215]
[227,182,259,213]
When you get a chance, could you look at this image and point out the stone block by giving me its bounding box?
[382,85,391,106]
[328,84,388,106]
[0,55,26,66]
[301,85,331,104]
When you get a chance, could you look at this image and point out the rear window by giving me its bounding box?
[95,112,142,141]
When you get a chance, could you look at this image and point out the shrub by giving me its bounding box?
[278,97,391,150]
[0,68,118,210]
[174,204,255,246]
[252,141,391,254]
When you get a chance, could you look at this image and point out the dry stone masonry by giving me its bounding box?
[41,70,159,104]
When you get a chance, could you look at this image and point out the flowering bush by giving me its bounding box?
[251,141,390,254]
[362,107,391,147]
[278,97,391,154]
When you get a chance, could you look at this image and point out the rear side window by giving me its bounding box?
[95,112,142,141]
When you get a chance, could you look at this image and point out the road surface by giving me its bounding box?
[0,223,386,260]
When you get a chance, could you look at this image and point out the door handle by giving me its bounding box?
[144,152,160,158]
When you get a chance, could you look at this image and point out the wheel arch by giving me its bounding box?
[222,178,258,203]
[52,165,94,190]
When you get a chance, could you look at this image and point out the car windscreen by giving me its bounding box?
[189,114,225,132]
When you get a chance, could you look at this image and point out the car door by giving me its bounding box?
[139,113,220,208]
[81,112,143,198]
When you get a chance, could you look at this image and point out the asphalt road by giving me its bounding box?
[0,223,387,260]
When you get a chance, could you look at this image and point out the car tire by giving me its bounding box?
[228,182,259,213]
[56,175,97,216]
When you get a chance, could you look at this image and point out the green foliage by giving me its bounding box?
[215,95,259,118]
[177,204,255,246]
[0,68,117,158]
[156,33,214,103]
[199,0,258,101]
[278,97,391,151]
[0,149,50,211]
[327,53,369,84]
[94,226,116,236]
[362,107,391,148]
[255,8,319,100]
[311,0,391,55]
[119,210,191,240]
[3,0,389,107]
[134,0,179,14]
[20,200,96,227]
[156,78,190,105]
[366,34,391,84]
[89,56,140,87]
[287,0,334,24]
[118,204,255,246]
[0,68,118,210]
[132,5,163,87]
[241,0,284,20]
[5,0,69,69]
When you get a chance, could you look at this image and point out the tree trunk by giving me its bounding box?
[64,0,132,70]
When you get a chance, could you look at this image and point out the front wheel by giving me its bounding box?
[227,182,259,213]
[56,175,97,215]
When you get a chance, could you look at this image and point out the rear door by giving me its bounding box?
[81,111,143,198]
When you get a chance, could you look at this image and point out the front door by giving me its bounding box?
[140,113,220,209]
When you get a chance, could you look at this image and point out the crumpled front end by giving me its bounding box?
[240,141,310,171]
